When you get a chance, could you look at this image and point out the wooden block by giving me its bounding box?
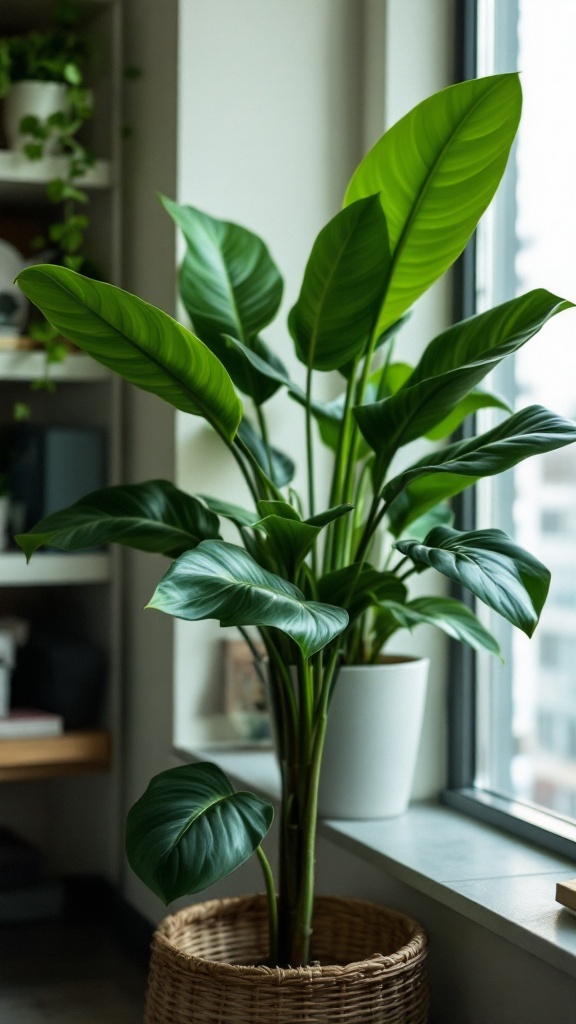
[555,879,576,913]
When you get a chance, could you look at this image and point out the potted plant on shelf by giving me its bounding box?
[0,0,89,155]
[14,74,576,1020]
[1,0,96,381]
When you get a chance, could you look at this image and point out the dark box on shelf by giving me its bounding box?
[2,424,105,536]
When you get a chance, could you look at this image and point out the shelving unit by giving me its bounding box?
[0,730,112,781]
[0,0,124,882]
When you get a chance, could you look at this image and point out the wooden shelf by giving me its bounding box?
[0,551,110,586]
[0,729,112,780]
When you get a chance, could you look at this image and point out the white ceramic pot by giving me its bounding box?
[4,80,68,153]
[318,656,430,819]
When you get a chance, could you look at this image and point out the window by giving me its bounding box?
[446,0,576,857]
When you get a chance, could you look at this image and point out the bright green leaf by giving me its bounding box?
[162,195,283,344]
[16,265,243,442]
[344,74,522,332]
[289,196,389,371]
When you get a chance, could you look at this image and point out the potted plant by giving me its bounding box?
[14,73,576,1019]
[0,0,90,154]
[1,0,96,383]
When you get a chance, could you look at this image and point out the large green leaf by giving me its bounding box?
[344,74,522,332]
[162,196,283,344]
[396,527,550,636]
[384,405,576,511]
[125,762,273,904]
[288,196,389,371]
[16,265,242,441]
[380,597,501,656]
[16,480,221,560]
[355,290,570,461]
[147,539,348,657]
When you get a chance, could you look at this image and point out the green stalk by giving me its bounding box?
[305,365,316,517]
[323,363,359,573]
[255,402,274,479]
[289,645,341,965]
[256,845,278,966]
[235,435,284,501]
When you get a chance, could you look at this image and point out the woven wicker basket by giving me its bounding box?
[145,894,429,1024]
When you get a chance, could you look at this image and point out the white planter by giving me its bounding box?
[318,656,430,819]
[4,80,68,153]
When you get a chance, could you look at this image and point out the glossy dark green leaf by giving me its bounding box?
[204,332,288,405]
[380,597,501,656]
[147,540,348,657]
[255,514,319,579]
[424,388,511,441]
[338,314,411,379]
[398,503,454,541]
[256,499,301,522]
[306,504,354,528]
[355,290,571,460]
[344,74,522,333]
[16,265,242,442]
[396,526,550,636]
[317,564,407,620]
[288,196,389,371]
[16,480,221,560]
[198,495,260,529]
[162,195,283,345]
[384,405,576,510]
[125,762,273,904]
[238,417,295,488]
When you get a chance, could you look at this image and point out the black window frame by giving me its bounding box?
[441,0,576,863]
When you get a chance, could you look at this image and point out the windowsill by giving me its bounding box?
[175,745,576,980]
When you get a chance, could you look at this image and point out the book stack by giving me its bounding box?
[0,708,64,738]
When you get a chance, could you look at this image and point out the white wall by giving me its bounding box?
[173,0,366,744]
[171,0,452,800]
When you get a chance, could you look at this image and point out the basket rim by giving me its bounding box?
[153,893,428,980]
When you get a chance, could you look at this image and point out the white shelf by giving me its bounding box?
[0,551,110,586]
[0,350,110,382]
[0,151,111,189]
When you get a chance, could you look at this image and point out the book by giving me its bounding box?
[0,709,64,738]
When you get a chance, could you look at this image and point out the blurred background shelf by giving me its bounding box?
[0,729,112,780]
[0,552,110,586]
[0,350,111,382]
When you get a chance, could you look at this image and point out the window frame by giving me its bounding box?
[442,0,576,863]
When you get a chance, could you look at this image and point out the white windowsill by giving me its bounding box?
[174,745,576,981]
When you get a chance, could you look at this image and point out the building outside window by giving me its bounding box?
[447,0,576,852]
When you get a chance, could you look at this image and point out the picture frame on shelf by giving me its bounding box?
[223,638,271,745]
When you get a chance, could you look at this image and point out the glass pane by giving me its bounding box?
[475,0,576,819]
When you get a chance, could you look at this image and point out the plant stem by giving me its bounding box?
[305,366,315,520]
[256,845,278,966]
[255,402,273,479]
